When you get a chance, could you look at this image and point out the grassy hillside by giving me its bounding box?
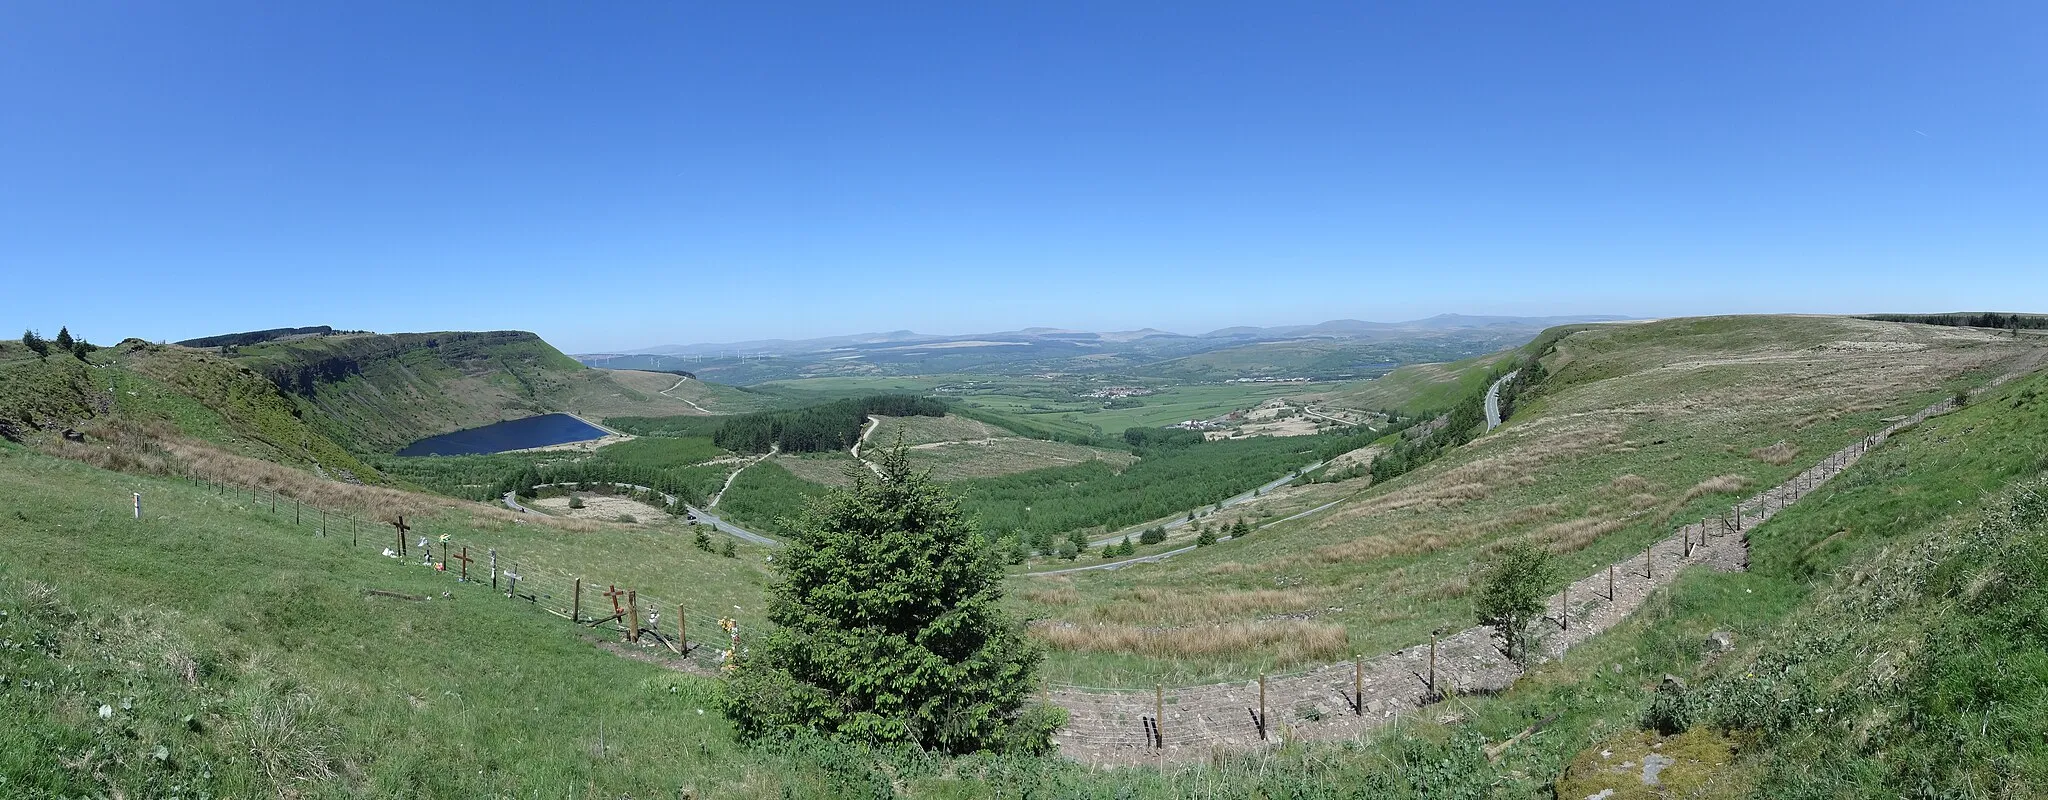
[0,339,381,482]
[1020,315,2043,685]
[8,314,2048,797]
[223,331,713,452]
[1308,348,1521,415]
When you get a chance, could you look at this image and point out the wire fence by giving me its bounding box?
[168,471,744,672]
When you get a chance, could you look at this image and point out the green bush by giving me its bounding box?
[1473,540,1555,665]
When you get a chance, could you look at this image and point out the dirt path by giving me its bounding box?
[1048,387,1975,766]
[658,376,711,414]
[850,415,885,477]
[709,444,777,508]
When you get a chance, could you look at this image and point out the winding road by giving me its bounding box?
[1483,369,1519,432]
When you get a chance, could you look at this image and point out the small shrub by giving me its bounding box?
[1473,540,1556,665]
[694,528,712,550]
[615,513,636,524]
[567,496,585,509]
[719,539,736,558]
[1196,528,1217,547]
[1139,526,1166,545]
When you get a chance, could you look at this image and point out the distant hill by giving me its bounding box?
[607,315,1630,358]
[581,314,1633,384]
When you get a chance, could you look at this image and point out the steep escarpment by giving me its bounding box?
[0,338,379,480]
[223,330,705,453]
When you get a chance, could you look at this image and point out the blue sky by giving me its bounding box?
[3,2,2043,353]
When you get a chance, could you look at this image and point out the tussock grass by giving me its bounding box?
[1089,587,1333,625]
[1681,474,1751,503]
[1602,474,1654,495]
[1032,620,1349,662]
[1533,516,1629,554]
[1748,441,1800,466]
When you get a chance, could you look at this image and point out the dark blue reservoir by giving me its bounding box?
[396,413,607,456]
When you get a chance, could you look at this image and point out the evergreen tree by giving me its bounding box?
[722,444,1061,754]
[20,330,48,360]
[1196,527,1218,547]
[53,327,73,351]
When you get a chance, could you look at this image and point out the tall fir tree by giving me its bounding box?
[722,443,1062,754]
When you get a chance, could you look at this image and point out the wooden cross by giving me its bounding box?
[449,546,474,582]
[603,585,628,618]
[391,516,411,557]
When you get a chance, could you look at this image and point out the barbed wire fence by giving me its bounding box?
[162,471,746,673]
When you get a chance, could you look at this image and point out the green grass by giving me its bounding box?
[0,442,783,797]
[717,460,828,535]
[596,435,727,469]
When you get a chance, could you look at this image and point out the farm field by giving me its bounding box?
[1016,316,2047,687]
[868,414,1138,481]
[756,374,1313,440]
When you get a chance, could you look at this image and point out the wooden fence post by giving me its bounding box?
[133,492,141,521]
[572,579,582,623]
[1561,584,1569,630]
[678,604,687,654]
[627,590,640,643]
[294,498,300,525]
[1354,655,1364,715]
[320,508,326,537]
[1257,673,1267,740]
[1155,684,1165,748]
[1608,564,1616,600]
[1428,633,1438,694]
[1645,545,1654,579]
[490,550,498,589]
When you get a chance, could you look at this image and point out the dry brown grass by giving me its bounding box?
[1603,474,1654,496]
[1682,474,1752,503]
[1088,587,1332,625]
[1031,620,1349,662]
[1749,441,1800,466]
[1532,516,1629,554]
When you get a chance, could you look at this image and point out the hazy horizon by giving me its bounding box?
[5,3,2044,352]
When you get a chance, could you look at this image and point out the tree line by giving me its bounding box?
[1860,312,2046,332]
[712,394,946,454]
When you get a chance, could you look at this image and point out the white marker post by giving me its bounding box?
[133,492,141,520]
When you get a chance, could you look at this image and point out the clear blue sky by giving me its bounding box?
[3,2,2043,353]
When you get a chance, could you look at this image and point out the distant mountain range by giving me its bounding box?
[587,315,1631,359]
